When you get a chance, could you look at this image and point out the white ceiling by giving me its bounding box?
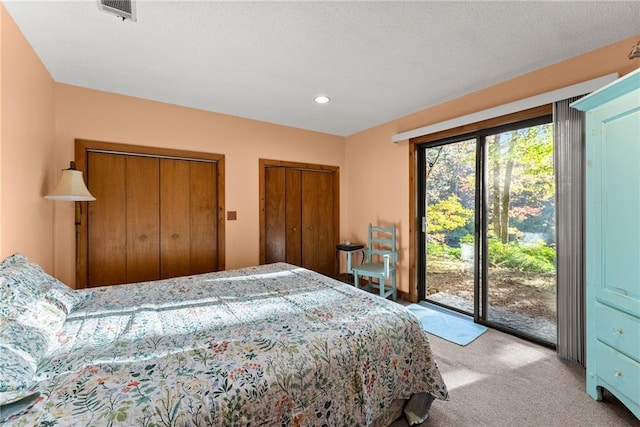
[4,1,640,137]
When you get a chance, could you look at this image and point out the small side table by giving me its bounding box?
[336,243,365,284]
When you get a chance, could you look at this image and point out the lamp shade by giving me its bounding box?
[45,162,96,201]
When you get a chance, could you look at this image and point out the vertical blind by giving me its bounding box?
[554,95,586,364]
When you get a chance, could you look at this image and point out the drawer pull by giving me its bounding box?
[614,370,623,377]
[612,327,623,335]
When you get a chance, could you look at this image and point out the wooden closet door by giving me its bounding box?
[264,167,286,263]
[264,167,303,267]
[88,153,161,286]
[160,159,191,279]
[87,152,127,287]
[301,170,334,277]
[285,168,302,266]
[126,156,160,283]
[189,161,218,274]
[160,159,218,278]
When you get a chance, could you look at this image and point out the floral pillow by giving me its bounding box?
[0,255,92,410]
[0,350,34,399]
[0,254,92,358]
[0,254,92,314]
[0,299,66,345]
[45,277,93,315]
[0,319,47,406]
[0,258,48,307]
[0,319,48,368]
[0,253,27,270]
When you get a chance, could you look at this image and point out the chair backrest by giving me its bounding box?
[367,224,397,265]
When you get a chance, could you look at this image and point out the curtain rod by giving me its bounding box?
[391,73,618,143]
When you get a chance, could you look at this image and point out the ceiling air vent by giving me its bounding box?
[97,0,137,22]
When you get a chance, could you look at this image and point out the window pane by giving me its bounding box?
[485,123,557,343]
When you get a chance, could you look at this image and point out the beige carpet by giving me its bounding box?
[394,327,639,426]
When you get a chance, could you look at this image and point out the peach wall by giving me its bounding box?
[344,35,640,296]
[53,85,345,287]
[0,5,55,271]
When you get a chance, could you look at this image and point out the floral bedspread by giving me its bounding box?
[6,263,447,426]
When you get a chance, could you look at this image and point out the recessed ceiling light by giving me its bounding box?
[314,95,330,104]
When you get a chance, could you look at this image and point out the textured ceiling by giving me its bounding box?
[4,1,640,136]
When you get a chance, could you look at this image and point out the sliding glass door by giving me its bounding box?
[418,116,557,346]
[483,121,556,343]
[420,138,477,316]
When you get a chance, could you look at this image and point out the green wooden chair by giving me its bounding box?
[347,224,397,300]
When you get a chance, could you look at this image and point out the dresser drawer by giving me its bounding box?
[595,303,640,361]
[595,341,640,404]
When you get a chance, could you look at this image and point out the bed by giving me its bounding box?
[1,254,448,426]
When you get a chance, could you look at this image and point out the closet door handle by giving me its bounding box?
[172,233,180,239]
[139,234,148,241]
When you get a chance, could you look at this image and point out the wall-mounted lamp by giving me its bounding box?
[45,161,95,288]
[45,161,95,201]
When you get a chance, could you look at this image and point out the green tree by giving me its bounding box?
[425,140,476,211]
[488,123,553,243]
[427,195,473,241]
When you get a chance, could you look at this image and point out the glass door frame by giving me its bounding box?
[417,114,556,348]
[416,133,481,323]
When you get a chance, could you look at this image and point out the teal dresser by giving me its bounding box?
[572,68,640,420]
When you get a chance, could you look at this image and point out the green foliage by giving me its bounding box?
[519,242,556,264]
[487,238,555,273]
[427,242,460,258]
[460,234,474,244]
[428,235,555,274]
[427,195,473,234]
